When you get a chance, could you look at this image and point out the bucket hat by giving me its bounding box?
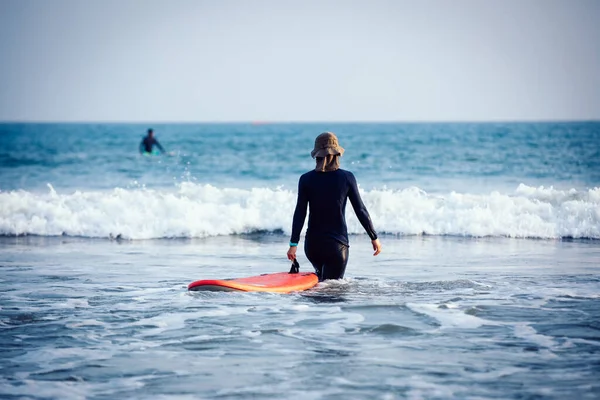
[310,132,345,158]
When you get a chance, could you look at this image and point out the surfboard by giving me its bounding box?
[142,150,175,157]
[188,260,318,293]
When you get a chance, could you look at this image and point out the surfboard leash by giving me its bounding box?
[289,259,300,274]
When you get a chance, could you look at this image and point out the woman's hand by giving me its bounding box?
[287,246,297,261]
[371,239,382,256]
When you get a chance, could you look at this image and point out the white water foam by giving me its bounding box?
[0,183,598,239]
[406,303,494,329]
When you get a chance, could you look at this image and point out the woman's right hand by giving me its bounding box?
[287,246,297,261]
[371,239,382,256]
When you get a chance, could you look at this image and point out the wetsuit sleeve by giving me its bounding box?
[290,176,308,244]
[154,139,165,153]
[347,172,378,240]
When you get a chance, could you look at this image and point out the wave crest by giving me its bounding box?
[1,183,598,240]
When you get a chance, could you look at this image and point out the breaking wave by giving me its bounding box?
[0,183,598,240]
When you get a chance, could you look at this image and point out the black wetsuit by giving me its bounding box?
[290,169,378,281]
[140,136,165,153]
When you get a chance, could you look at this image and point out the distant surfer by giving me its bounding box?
[287,132,381,281]
[139,128,166,155]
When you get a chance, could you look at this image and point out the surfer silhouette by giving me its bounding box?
[139,128,165,154]
[287,132,381,281]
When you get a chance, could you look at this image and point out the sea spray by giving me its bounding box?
[1,183,598,240]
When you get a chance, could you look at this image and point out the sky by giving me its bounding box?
[0,0,599,122]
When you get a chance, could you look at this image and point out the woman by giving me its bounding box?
[287,132,381,281]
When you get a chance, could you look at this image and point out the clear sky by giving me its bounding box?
[0,0,599,122]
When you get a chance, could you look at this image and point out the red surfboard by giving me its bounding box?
[188,260,318,293]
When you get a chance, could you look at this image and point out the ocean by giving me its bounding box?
[1,122,599,399]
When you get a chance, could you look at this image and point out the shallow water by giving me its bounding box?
[1,236,599,399]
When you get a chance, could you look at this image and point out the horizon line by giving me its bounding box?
[1,118,599,124]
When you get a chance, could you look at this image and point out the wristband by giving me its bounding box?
[289,242,298,247]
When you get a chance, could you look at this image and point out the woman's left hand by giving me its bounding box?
[371,239,382,256]
[287,246,297,261]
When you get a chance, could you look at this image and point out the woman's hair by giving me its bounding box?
[315,154,340,172]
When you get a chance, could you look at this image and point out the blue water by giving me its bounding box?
[1,122,599,193]
[1,122,599,399]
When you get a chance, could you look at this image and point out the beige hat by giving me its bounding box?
[310,132,345,158]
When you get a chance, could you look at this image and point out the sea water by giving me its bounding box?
[1,122,599,399]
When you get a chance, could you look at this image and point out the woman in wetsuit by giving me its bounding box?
[287,132,382,281]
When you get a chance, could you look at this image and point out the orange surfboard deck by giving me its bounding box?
[188,272,318,293]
